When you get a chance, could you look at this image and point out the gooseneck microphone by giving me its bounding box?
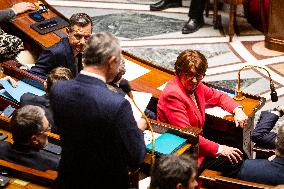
[119,79,155,163]
[234,65,278,102]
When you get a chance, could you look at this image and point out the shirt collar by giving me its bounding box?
[80,70,106,83]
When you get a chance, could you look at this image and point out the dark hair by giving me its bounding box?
[150,154,196,189]
[276,125,284,155]
[46,67,73,92]
[175,50,208,77]
[10,105,45,144]
[84,32,121,67]
[68,13,93,32]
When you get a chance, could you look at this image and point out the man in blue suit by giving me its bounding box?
[50,32,147,188]
[251,105,284,149]
[0,105,59,171]
[237,125,284,185]
[29,13,92,80]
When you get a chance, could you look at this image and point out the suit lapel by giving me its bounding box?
[175,77,203,127]
[62,38,77,76]
[192,85,203,127]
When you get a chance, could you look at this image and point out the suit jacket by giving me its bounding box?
[237,156,284,185]
[251,111,277,148]
[0,142,59,170]
[0,9,16,22]
[20,93,57,133]
[157,76,239,166]
[29,38,79,79]
[50,74,146,189]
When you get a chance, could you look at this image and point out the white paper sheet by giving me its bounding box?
[123,59,150,81]
[139,176,151,189]
[125,91,152,122]
[143,130,161,145]
[157,82,168,91]
[205,106,232,118]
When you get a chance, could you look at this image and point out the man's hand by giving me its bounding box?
[268,154,276,161]
[233,107,248,128]
[219,145,243,164]
[12,2,36,15]
[137,118,147,131]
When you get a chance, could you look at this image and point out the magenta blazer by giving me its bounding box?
[157,76,240,166]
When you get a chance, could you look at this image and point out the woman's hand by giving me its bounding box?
[219,145,243,164]
[233,107,248,128]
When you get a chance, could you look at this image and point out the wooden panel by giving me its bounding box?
[200,169,274,189]
[265,0,284,52]
[0,0,68,49]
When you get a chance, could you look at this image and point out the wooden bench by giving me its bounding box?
[0,159,57,187]
[199,169,274,189]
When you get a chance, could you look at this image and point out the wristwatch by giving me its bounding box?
[274,106,284,117]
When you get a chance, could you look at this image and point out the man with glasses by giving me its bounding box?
[29,13,93,79]
[0,105,59,170]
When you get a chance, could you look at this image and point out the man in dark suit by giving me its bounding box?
[50,32,147,188]
[150,0,206,34]
[0,105,59,170]
[237,125,284,185]
[29,13,93,79]
[20,67,73,133]
[251,105,284,149]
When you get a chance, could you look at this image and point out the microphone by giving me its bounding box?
[119,79,155,163]
[270,82,278,102]
[119,79,133,99]
[234,65,278,102]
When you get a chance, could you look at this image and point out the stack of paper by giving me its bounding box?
[0,80,45,102]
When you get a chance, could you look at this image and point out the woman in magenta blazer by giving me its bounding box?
[157,50,248,173]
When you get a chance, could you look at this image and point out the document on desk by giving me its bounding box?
[123,59,150,81]
[125,91,152,122]
[205,106,232,118]
[143,130,161,145]
[0,80,45,102]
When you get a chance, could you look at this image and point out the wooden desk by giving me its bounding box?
[0,0,68,49]
[199,169,274,189]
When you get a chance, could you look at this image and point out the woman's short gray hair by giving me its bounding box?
[84,32,121,67]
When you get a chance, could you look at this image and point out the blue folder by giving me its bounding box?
[146,133,187,155]
[0,80,45,102]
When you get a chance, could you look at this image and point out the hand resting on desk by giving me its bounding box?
[11,2,36,15]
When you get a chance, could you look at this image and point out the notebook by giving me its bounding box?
[146,133,187,155]
[0,80,45,102]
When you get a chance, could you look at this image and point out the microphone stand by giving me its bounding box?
[127,92,156,164]
[234,65,278,102]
